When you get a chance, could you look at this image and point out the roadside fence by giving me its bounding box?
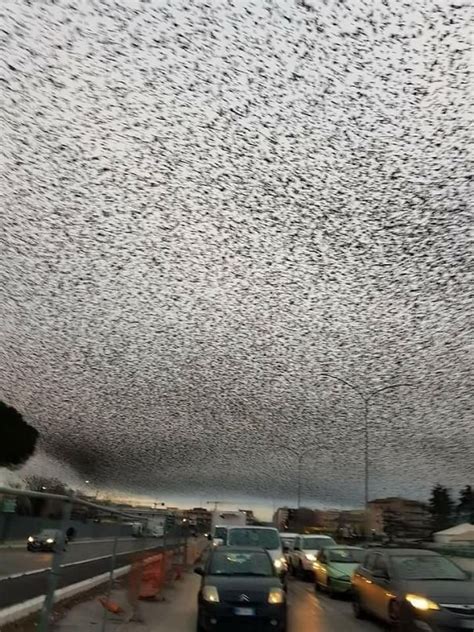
[0,486,197,631]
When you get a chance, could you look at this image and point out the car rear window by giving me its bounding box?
[227,528,280,549]
[209,551,274,576]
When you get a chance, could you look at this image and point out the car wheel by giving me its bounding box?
[327,579,336,599]
[352,592,366,619]
[196,611,205,632]
[388,601,402,631]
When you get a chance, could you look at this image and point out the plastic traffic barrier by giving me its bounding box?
[138,554,165,599]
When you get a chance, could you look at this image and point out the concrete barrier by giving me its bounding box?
[0,565,131,626]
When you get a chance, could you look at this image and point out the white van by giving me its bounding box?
[226,526,287,578]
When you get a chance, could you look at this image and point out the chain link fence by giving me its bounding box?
[0,486,194,631]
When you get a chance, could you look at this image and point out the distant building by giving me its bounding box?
[273,507,289,530]
[368,497,431,539]
[182,507,212,533]
[273,507,321,532]
[239,509,257,525]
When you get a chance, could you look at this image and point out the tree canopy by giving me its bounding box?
[0,400,39,469]
[429,484,455,532]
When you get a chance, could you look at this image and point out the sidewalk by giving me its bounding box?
[54,571,199,632]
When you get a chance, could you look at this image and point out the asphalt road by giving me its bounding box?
[0,537,162,578]
[0,537,183,610]
[147,574,384,632]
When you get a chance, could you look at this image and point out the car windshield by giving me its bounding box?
[302,537,335,550]
[209,551,274,576]
[392,555,468,581]
[227,528,280,549]
[214,527,227,543]
[328,548,365,563]
[281,536,297,548]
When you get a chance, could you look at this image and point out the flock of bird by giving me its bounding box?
[0,0,471,506]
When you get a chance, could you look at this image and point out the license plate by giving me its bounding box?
[234,607,255,616]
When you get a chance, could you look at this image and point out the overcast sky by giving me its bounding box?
[0,0,472,516]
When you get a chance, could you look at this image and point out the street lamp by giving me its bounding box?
[320,374,412,511]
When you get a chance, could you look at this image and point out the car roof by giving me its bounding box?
[302,534,334,538]
[228,526,277,530]
[280,532,299,536]
[213,546,269,553]
[323,545,364,550]
[369,548,439,556]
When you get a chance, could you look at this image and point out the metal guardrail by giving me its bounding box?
[431,545,474,558]
[0,486,188,632]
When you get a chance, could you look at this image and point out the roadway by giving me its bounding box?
[0,537,162,578]
[0,536,182,610]
[145,574,384,632]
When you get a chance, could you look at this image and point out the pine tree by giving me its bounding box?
[458,485,474,523]
[429,484,454,532]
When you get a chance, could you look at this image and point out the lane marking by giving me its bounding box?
[0,543,163,581]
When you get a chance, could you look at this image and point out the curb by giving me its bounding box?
[0,565,131,626]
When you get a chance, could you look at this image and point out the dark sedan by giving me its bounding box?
[352,547,474,632]
[27,529,67,552]
[195,546,287,632]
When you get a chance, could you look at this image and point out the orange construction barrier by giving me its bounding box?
[138,554,165,600]
[98,597,124,614]
[163,550,174,582]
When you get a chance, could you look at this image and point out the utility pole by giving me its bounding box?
[320,374,412,517]
[207,500,227,512]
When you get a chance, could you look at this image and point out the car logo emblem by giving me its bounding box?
[239,594,250,602]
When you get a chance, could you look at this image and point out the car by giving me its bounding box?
[211,525,229,547]
[290,534,336,579]
[351,547,474,631]
[314,545,365,596]
[195,546,287,632]
[279,532,299,565]
[226,526,288,582]
[27,529,68,552]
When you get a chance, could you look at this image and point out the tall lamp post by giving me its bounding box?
[320,374,412,513]
[276,444,321,509]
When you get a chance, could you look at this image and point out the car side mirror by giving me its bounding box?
[194,567,204,576]
[207,534,212,541]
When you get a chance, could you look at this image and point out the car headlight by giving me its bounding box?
[305,553,316,562]
[46,538,55,544]
[202,586,220,603]
[405,594,440,611]
[28,536,35,543]
[274,558,287,570]
[268,587,285,604]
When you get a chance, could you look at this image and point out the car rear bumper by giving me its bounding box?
[198,602,286,632]
[301,558,314,571]
[329,577,352,593]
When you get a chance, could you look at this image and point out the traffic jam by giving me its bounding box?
[195,515,474,632]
